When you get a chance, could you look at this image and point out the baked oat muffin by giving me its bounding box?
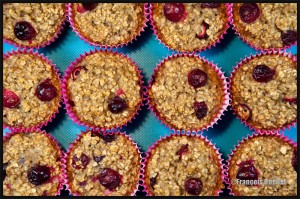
[143,135,223,196]
[70,3,146,46]
[228,134,297,196]
[63,50,142,129]
[148,55,226,131]
[232,3,297,49]
[3,131,63,196]
[3,51,61,129]
[3,3,66,48]
[151,3,228,52]
[230,53,297,131]
[66,131,141,196]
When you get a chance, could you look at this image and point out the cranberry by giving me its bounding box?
[14,21,37,41]
[196,21,209,40]
[176,144,189,160]
[193,101,208,120]
[236,104,252,121]
[72,153,90,170]
[283,97,297,105]
[108,96,127,114]
[3,163,8,181]
[35,79,57,101]
[71,66,87,80]
[93,155,105,163]
[79,181,87,187]
[188,69,208,88]
[150,175,158,190]
[27,165,51,185]
[252,65,275,83]
[3,89,20,108]
[91,131,116,143]
[292,149,297,171]
[116,88,125,96]
[82,3,98,11]
[239,3,261,24]
[281,30,297,46]
[185,178,203,195]
[163,3,186,22]
[99,168,122,190]
[236,160,259,183]
[201,3,220,8]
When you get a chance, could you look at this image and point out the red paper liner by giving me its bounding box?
[67,3,149,48]
[228,50,297,133]
[3,49,62,131]
[3,128,66,196]
[61,48,145,131]
[146,53,230,133]
[3,3,68,49]
[64,130,142,196]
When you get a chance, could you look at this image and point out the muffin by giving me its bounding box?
[3,50,61,129]
[62,50,143,129]
[230,52,297,131]
[3,130,64,196]
[150,3,229,52]
[3,3,66,48]
[142,134,224,196]
[148,54,228,131]
[231,3,297,50]
[228,133,297,196]
[66,130,141,196]
[69,3,147,46]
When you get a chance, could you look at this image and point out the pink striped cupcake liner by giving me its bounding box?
[229,50,297,134]
[3,49,62,131]
[67,3,149,48]
[140,132,227,196]
[146,52,230,133]
[3,128,66,196]
[64,130,142,196]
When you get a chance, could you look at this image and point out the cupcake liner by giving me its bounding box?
[228,3,297,52]
[61,48,145,131]
[146,52,230,133]
[3,128,66,196]
[228,50,297,134]
[64,130,142,196]
[3,48,62,131]
[224,131,297,196]
[148,3,231,53]
[67,3,149,48]
[139,132,227,196]
[3,3,68,49]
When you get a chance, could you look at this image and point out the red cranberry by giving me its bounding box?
[201,3,220,8]
[163,3,186,22]
[281,30,297,46]
[239,3,261,24]
[99,168,122,190]
[196,21,209,40]
[236,104,252,121]
[283,97,297,105]
[292,149,297,171]
[3,89,20,108]
[35,79,57,101]
[14,21,37,41]
[188,69,208,88]
[176,144,189,160]
[185,178,203,195]
[82,3,98,11]
[108,96,127,114]
[91,131,116,143]
[79,181,87,187]
[27,165,51,185]
[72,153,90,170]
[236,160,259,183]
[193,101,208,120]
[93,155,105,163]
[3,163,8,181]
[252,65,275,83]
[150,175,158,190]
[71,66,87,80]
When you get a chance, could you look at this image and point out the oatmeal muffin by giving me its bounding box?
[150,3,229,52]
[148,55,227,131]
[63,50,143,129]
[3,3,66,48]
[228,133,297,196]
[69,3,146,46]
[231,3,297,49]
[3,51,61,129]
[230,52,297,131]
[66,130,141,196]
[143,134,224,196]
[3,130,63,196]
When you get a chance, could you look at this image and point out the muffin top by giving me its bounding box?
[3,132,62,196]
[3,3,66,47]
[145,135,223,196]
[232,3,297,49]
[66,51,142,128]
[3,53,61,128]
[149,56,225,131]
[66,131,140,196]
[229,135,297,196]
[231,54,297,130]
[72,3,145,46]
[152,3,228,52]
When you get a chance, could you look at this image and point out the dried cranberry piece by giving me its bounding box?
[79,181,87,187]
[283,97,297,105]
[163,3,186,22]
[71,66,87,80]
[185,178,203,195]
[91,131,116,143]
[188,69,208,88]
[82,3,98,11]
[27,165,51,185]
[236,104,252,121]
[72,153,90,170]
[236,160,259,183]
[3,163,8,181]
[14,21,37,41]
[94,155,105,163]
[281,30,297,46]
[176,144,189,160]
[239,3,261,23]
[3,89,20,108]
[99,168,122,190]
[201,3,220,8]
[292,149,297,171]
[252,65,275,83]
[193,101,208,120]
[108,96,127,114]
[196,21,209,40]
[35,79,57,101]
[150,175,158,190]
